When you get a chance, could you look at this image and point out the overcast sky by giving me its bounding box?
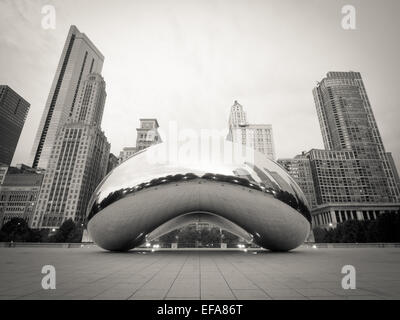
[1,0,399,170]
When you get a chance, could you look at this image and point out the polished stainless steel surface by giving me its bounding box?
[87,140,311,251]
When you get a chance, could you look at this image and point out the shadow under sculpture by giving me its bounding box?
[86,140,311,251]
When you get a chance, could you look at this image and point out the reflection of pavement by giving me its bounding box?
[0,247,399,300]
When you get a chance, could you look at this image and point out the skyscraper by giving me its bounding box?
[280,71,400,230]
[32,73,110,229]
[30,25,104,169]
[227,101,275,160]
[313,71,399,202]
[301,71,400,229]
[0,85,30,165]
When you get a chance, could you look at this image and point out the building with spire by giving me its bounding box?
[227,100,275,160]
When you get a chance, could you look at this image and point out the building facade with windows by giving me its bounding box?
[0,170,44,228]
[0,85,30,165]
[311,203,399,230]
[118,119,162,164]
[30,25,104,170]
[280,149,400,229]
[306,148,399,229]
[136,119,161,151]
[386,152,400,195]
[278,153,317,209]
[227,100,275,160]
[308,149,389,204]
[32,73,110,229]
[280,71,400,230]
[313,71,399,202]
[308,71,400,228]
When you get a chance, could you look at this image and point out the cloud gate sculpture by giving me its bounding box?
[86,141,311,251]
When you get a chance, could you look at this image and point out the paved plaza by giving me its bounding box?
[0,246,399,300]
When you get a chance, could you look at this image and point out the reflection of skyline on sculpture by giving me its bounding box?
[87,140,311,251]
[91,140,307,210]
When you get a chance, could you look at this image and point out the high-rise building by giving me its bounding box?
[32,73,110,229]
[313,71,399,202]
[307,71,400,229]
[227,100,275,160]
[30,25,104,169]
[278,153,317,209]
[0,85,30,165]
[136,119,161,151]
[0,168,44,228]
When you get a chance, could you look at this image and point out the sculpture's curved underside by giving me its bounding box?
[86,141,311,251]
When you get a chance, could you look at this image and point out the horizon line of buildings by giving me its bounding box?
[0,25,399,233]
[0,26,165,229]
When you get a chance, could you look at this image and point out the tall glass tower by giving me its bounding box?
[313,71,400,202]
[30,25,104,169]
